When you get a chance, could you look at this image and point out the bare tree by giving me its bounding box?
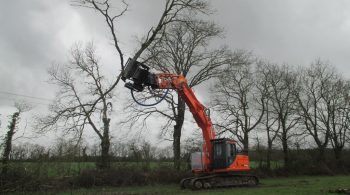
[110,142,129,159]
[123,19,239,170]
[10,144,28,161]
[328,78,350,165]
[295,60,336,163]
[51,137,83,160]
[73,0,211,70]
[37,43,115,169]
[2,101,32,174]
[256,62,281,170]
[266,64,300,169]
[28,144,47,160]
[297,61,350,165]
[211,57,266,154]
[62,1,210,126]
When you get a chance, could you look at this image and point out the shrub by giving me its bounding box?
[73,165,192,188]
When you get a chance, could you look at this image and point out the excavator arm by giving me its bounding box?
[122,58,215,171]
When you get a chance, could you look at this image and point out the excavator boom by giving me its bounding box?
[156,73,215,171]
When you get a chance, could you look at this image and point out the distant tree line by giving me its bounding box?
[6,139,173,163]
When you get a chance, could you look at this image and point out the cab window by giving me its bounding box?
[214,143,222,157]
[227,143,236,164]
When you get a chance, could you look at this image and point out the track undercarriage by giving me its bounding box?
[180,173,259,190]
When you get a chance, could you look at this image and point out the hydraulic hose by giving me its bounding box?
[131,87,169,107]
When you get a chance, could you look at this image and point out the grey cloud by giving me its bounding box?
[213,0,350,76]
[0,0,77,106]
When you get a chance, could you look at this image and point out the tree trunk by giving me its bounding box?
[2,112,19,174]
[281,130,289,170]
[315,146,333,174]
[82,147,88,162]
[99,117,111,169]
[243,131,249,154]
[317,146,326,163]
[266,140,272,170]
[173,97,185,170]
[334,147,343,167]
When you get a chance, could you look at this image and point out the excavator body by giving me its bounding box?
[122,58,258,189]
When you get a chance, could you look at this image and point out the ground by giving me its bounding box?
[55,175,350,195]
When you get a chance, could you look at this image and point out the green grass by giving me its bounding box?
[57,175,350,195]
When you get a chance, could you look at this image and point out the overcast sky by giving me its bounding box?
[1,0,350,147]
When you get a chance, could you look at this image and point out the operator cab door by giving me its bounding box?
[212,139,236,170]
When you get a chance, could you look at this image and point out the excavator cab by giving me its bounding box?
[191,138,238,171]
[212,139,236,169]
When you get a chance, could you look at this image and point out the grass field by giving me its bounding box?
[57,175,350,195]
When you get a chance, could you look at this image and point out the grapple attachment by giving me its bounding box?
[122,58,158,91]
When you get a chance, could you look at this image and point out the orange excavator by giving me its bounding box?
[122,58,258,189]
